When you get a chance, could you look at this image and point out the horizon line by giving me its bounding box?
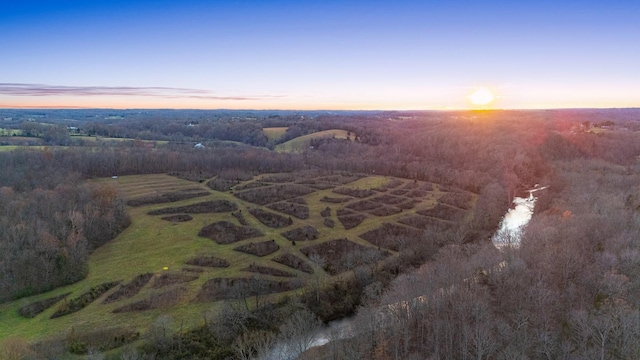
[1,105,639,112]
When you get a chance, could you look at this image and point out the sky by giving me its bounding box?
[1,0,639,110]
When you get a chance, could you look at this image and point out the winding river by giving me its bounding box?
[492,185,547,248]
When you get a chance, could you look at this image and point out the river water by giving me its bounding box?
[492,185,546,248]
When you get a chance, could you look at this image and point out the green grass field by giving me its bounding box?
[0,172,475,355]
[0,145,51,152]
[73,136,169,146]
[0,128,22,136]
[274,129,353,153]
[263,127,288,142]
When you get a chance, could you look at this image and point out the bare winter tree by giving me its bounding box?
[277,308,322,359]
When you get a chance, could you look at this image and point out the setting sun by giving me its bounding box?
[468,86,496,106]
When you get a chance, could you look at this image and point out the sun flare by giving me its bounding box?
[468,87,495,106]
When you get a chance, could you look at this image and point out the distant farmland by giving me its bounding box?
[275,129,353,153]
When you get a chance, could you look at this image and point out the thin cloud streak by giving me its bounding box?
[0,83,283,101]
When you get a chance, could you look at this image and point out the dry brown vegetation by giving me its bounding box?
[272,253,314,274]
[102,273,153,304]
[160,214,193,222]
[359,223,427,251]
[234,184,315,205]
[300,238,389,275]
[112,286,187,313]
[241,264,297,277]
[266,201,310,219]
[198,221,263,244]
[151,273,199,289]
[281,225,319,242]
[126,189,210,207]
[185,255,230,268]
[50,281,121,319]
[18,293,71,318]
[195,277,302,302]
[234,240,280,257]
[248,208,293,228]
[147,200,237,215]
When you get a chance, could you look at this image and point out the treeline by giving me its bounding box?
[0,146,303,190]
[83,119,269,146]
[0,183,129,302]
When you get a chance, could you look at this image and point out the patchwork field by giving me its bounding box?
[0,171,476,352]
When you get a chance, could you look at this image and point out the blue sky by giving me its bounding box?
[1,0,639,109]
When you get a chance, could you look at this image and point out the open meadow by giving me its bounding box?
[275,129,353,153]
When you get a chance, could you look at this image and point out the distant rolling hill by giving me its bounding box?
[274,129,352,153]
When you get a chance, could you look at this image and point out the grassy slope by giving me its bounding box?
[263,127,288,142]
[0,173,474,348]
[72,136,169,145]
[0,128,22,136]
[274,129,352,153]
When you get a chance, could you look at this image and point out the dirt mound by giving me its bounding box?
[248,208,293,228]
[207,178,241,191]
[417,203,467,221]
[359,223,426,251]
[438,192,473,209]
[281,225,319,242]
[397,199,421,209]
[332,187,374,198]
[234,240,280,257]
[267,201,309,219]
[300,239,389,275]
[242,264,297,277]
[320,196,352,203]
[152,273,199,289]
[185,255,230,268]
[397,215,454,231]
[112,287,187,313]
[324,218,335,228]
[368,206,403,217]
[18,293,70,318]
[198,221,263,244]
[346,200,383,211]
[50,281,121,319]
[195,277,302,302]
[103,273,153,304]
[235,184,315,205]
[232,210,248,225]
[148,200,237,215]
[337,208,367,229]
[272,253,314,274]
[371,194,406,205]
[160,214,193,222]
[383,179,405,189]
[127,189,209,207]
[169,170,217,182]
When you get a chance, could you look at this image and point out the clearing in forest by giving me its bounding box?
[263,127,288,141]
[274,129,353,153]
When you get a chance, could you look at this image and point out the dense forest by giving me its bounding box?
[1,109,640,358]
